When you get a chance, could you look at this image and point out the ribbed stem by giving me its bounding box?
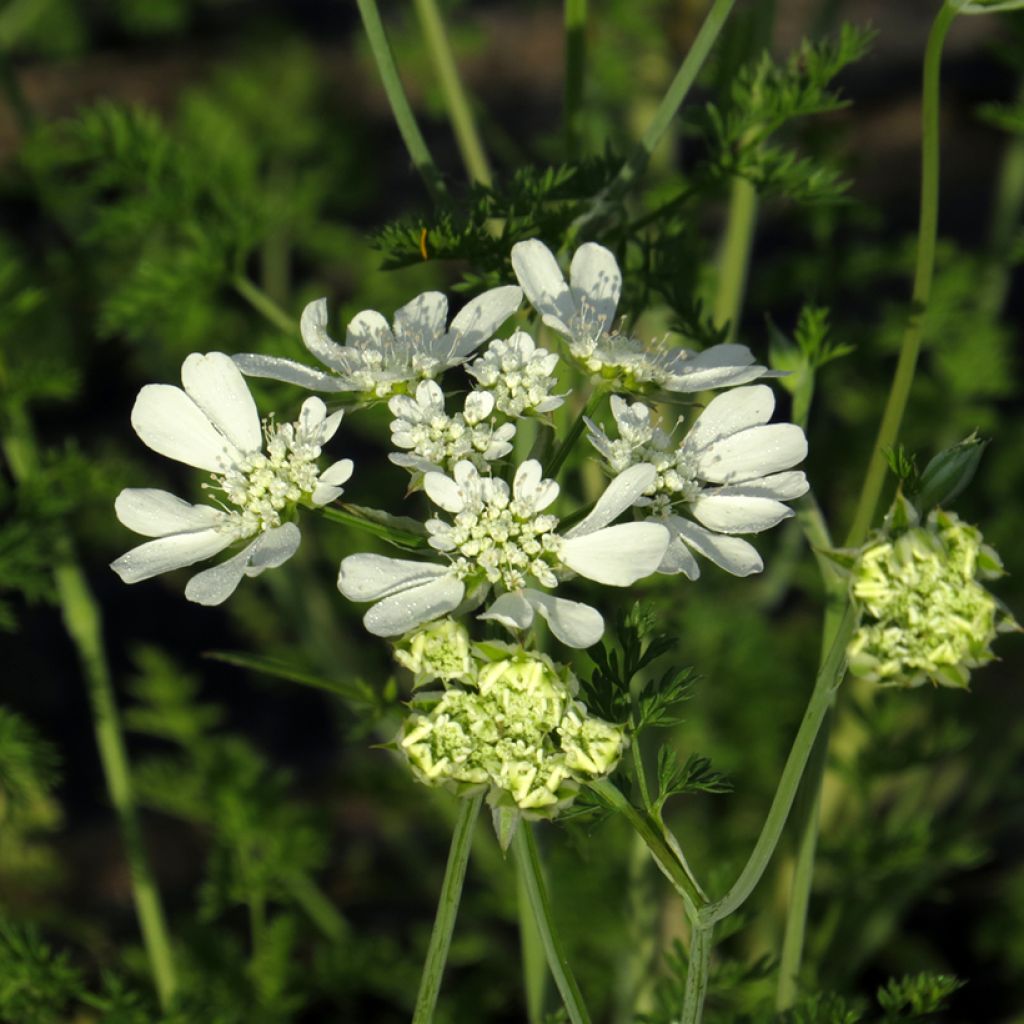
[680,922,713,1024]
[412,793,483,1024]
[355,0,447,204]
[412,0,492,187]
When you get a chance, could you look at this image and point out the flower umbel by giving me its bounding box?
[111,353,352,605]
[847,509,1019,689]
[466,330,565,417]
[587,386,808,579]
[394,618,474,687]
[511,239,767,393]
[234,286,522,399]
[338,460,669,648]
[400,649,626,815]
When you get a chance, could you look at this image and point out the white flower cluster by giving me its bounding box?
[467,330,564,417]
[389,380,515,476]
[398,640,626,816]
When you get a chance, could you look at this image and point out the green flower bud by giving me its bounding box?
[848,509,1019,689]
[394,618,473,686]
[397,648,627,817]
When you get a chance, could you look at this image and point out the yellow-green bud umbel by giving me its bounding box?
[848,509,1018,689]
[399,650,626,816]
[394,618,473,686]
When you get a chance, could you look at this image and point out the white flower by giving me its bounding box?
[586,385,808,579]
[111,352,353,605]
[234,286,522,399]
[337,460,669,648]
[466,329,565,416]
[388,380,516,476]
[511,239,766,392]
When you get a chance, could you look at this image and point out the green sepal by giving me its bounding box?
[915,433,988,515]
[490,803,521,854]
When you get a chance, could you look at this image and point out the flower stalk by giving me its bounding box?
[513,823,593,1024]
[412,792,484,1024]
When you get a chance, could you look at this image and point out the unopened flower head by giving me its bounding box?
[848,509,1018,689]
[467,330,565,417]
[338,460,670,648]
[394,618,473,686]
[399,650,625,814]
[511,240,767,393]
[587,387,808,580]
[111,353,352,606]
[234,287,522,399]
[388,380,515,477]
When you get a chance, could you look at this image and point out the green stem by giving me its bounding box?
[589,778,706,915]
[233,275,296,336]
[699,600,858,926]
[516,846,549,1024]
[544,387,606,478]
[355,0,448,204]
[2,408,178,1009]
[513,823,592,1024]
[412,793,483,1024]
[680,922,713,1024]
[844,1,957,548]
[631,737,654,813]
[712,175,758,340]
[571,0,737,235]
[412,0,492,187]
[284,870,349,943]
[565,0,587,158]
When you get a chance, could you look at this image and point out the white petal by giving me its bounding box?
[686,385,775,451]
[301,298,354,371]
[463,389,494,423]
[181,352,261,454]
[298,397,327,436]
[131,384,241,473]
[478,591,534,631]
[691,494,794,534]
[511,240,576,335]
[363,575,465,637]
[110,529,235,584]
[670,517,763,576]
[320,409,345,443]
[312,484,343,505]
[713,471,809,501]
[338,554,450,602]
[232,353,355,392]
[393,292,448,349]
[565,463,656,537]
[115,489,224,538]
[448,285,523,358]
[183,523,301,606]
[699,424,807,483]
[561,522,669,585]
[522,589,604,649]
[345,309,395,353]
[658,534,701,579]
[424,471,466,514]
[319,459,354,486]
[512,460,558,512]
[569,243,621,336]
[664,362,766,392]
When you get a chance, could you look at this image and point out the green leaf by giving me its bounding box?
[915,433,988,515]
[204,650,380,711]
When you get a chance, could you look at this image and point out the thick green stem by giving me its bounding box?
[712,176,758,341]
[355,0,447,204]
[845,2,957,548]
[515,846,549,1024]
[412,0,492,187]
[571,0,737,235]
[513,823,592,1024]
[589,778,706,915]
[680,922,713,1024]
[233,275,296,336]
[700,600,857,926]
[412,793,483,1024]
[564,0,587,158]
[2,409,178,1008]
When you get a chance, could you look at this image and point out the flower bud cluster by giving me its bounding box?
[847,509,1018,689]
[396,629,626,816]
